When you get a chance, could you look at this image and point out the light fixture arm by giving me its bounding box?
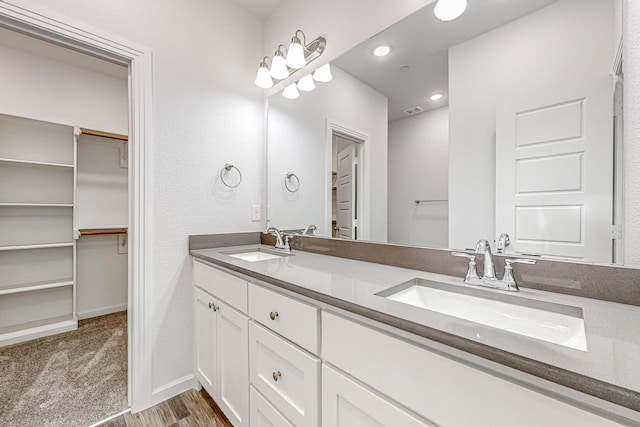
[293,30,307,46]
[275,44,288,57]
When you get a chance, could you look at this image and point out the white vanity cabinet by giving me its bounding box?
[194,261,249,427]
[248,283,321,427]
[322,311,623,427]
[322,364,435,427]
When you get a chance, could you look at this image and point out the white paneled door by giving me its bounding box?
[337,144,356,240]
[496,76,614,262]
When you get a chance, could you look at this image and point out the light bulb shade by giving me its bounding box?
[297,74,316,92]
[270,53,289,80]
[254,64,274,89]
[434,0,467,21]
[282,83,300,99]
[286,37,306,69]
[313,63,333,82]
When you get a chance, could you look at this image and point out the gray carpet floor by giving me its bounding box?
[0,311,128,427]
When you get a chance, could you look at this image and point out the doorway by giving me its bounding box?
[332,133,363,240]
[0,0,153,414]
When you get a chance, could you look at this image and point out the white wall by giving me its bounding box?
[10,0,264,404]
[447,0,616,251]
[268,66,388,241]
[388,107,449,247]
[624,0,640,264]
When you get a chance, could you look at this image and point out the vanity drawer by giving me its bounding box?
[322,311,622,427]
[250,386,294,427]
[249,321,320,427]
[248,283,319,354]
[194,260,247,313]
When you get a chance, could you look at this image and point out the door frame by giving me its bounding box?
[326,119,368,240]
[0,2,154,411]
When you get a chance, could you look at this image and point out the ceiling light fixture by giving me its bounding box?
[434,0,468,21]
[430,93,444,101]
[313,63,333,82]
[254,57,274,89]
[282,83,300,99]
[373,44,392,57]
[254,30,327,89]
[270,45,289,80]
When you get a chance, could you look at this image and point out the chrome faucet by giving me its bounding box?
[265,227,291,252]
[303,224,317,236]
[496,233,510,254]
[475,239,496,281]
[452,239,537,292]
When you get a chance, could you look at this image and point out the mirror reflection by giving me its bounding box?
[267,0,625,265]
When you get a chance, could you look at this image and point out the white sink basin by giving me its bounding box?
[223,248,290,262]
[380,279,587,351]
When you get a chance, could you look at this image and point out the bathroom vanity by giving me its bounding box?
[190,233,640,427]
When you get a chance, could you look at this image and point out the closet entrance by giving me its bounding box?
[0,26,130,426]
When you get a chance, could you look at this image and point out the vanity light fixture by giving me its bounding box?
[434,0,468,21]
[430,93,444,101]
[313,63,333,82]
[254,57,274,89]
[297,74,316,92]
[254,30,326,89]
[373,44,392,57]
[286,30,307,69]
[282,83,300,99]
[270,46,289,80]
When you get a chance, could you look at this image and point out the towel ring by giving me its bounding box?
[285,172,300,192]
[220,163,242,188]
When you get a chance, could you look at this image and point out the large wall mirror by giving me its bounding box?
[267,0,626,265]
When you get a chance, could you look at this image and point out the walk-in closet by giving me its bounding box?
[0,26,130,426]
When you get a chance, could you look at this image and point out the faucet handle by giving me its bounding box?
[500,258,537,291]
[451,252,481,284]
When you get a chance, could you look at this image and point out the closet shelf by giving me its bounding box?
[0,280,74,296]
[0,157,74,168]
[0,317,76,340]
[0,203,74,207]
[0,242,73,251]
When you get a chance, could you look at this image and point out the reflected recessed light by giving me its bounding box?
[430,93,444,101]
[373,44,392,57]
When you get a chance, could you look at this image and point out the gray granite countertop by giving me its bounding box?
[190,244,640,417]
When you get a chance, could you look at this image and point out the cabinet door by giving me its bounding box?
[194,287,217,394]
[322,364,435,427]
[217,300,249,427]
[250,386,294,427]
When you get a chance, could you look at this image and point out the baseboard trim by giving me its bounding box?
[78,303,128,320]
[151,374,197,406]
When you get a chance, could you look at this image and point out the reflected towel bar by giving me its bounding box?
[80,128,128,141]
[415,199,448,204]
[79,228,128,236]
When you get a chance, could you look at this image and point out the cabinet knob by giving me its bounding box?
[208,302,213,310]
[213,304,219,312]
[272,371,281,381]
[269,311,279,320]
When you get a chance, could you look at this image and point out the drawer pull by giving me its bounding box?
[270,311,279,320]
[272,371,281,381]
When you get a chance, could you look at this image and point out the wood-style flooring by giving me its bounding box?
[99,389,233,427]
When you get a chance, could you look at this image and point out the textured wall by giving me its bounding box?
[10,0,264,402]
[624,0,640,264]
[388,107,449,247]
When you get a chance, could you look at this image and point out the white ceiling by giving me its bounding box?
[334,0,558,122]
[231,0,284,18]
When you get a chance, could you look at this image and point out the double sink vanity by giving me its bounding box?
[190,232,640,427]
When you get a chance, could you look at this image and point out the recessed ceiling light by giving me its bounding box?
[430,93,444,101]
[373,44,392,57]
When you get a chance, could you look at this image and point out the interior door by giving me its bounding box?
[337,144,356,239]
[495,76,614,262]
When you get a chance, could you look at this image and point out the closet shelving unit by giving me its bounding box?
[0,113,78,346]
